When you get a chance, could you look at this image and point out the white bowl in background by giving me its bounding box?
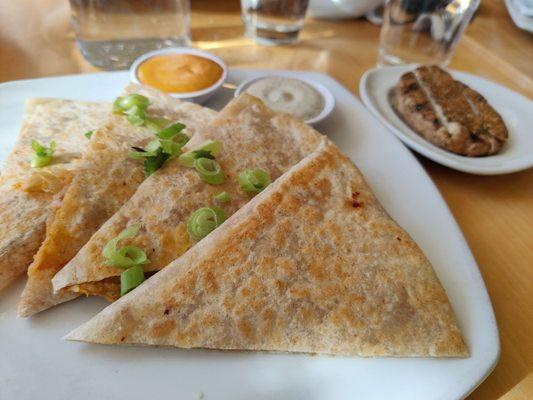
[308,0,383,19]
[130,47,228,104]
[235,74,335,125]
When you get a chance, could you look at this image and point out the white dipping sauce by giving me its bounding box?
[245,77,325,121]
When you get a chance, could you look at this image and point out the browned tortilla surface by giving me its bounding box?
[52,94,323,300]
[0,99,109,294]
[17,85,216,317]
[67,140,467,357]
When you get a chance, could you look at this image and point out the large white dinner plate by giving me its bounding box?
[0,70,498,400]
[360,65,533,175]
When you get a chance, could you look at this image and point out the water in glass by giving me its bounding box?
[241,0,309,45]
[378,0,479,66]
[69,0,190,70]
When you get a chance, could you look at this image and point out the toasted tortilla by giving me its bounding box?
[0,99,109,294]
[66,140,467,357]
[52,94,323,301]
[17,85,216,317]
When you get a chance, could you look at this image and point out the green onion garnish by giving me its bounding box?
[215,191,231,203]
[194,158,225,185]
[30,140,56,168]
[126,105,146,126]
[113,94,155,128]
[115,94,150,112]
[128,146,155,159]
[158,139,184,157]
[187,206,226,240]
[178,140,222,168]
[145,117,171,131]
[238,169,271,194]
[127,123,189,176]
[113,96,126,114]
[84,130,94,139]
[120,264,145,296]
[102,223,150,269]
[143,147,171,176]
[156,122,186,139]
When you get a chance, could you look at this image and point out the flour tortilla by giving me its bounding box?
[52,94,323,301]
[66,140,467,357]
[17,85,216,317]
[0,99,109,294]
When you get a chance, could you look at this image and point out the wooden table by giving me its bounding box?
[0,1,531,398]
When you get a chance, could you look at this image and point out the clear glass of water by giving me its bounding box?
[378,0,480,66]
[69,0,190,70]
[241,0,310,45]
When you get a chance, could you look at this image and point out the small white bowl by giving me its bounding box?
[130,47,228,104]
[234,74,335,125]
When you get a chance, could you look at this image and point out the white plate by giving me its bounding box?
[360,65,533,175]
[506,0,533,32]
[0,70,498,400]
[514,0,533,16]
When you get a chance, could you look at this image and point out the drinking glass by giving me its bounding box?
[378,0,480,66]
[69,0,190,70]
[241,0,310,45]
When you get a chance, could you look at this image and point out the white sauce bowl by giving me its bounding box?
[235,74,335,125]
[130,47,228,104]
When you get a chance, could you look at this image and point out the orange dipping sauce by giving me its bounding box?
[137,54,223,93]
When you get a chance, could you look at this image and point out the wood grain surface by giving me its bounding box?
[0,0,531,398]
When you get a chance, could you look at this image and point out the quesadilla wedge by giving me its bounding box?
[17,85,216,317]
[66,139,467,357]
[52,94,323,301]
[0,98,109,294]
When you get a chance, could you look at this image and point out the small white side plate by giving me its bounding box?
[360,65,533,175]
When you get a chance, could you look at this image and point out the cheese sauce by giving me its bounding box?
[245,77,325,121]
[137,54,223,93]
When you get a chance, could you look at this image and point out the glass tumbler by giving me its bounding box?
[378,0,480,66]
[69,0,190,70]
[241,0,310,45]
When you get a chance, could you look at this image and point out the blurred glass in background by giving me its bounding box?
[378,0,479,66]
[69,0,190,70]
[241,0,309,45]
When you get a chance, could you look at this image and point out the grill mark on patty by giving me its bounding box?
[427,66,483,136]
[412,69,450,131]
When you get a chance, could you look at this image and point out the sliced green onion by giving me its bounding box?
[178,153,200,168]
[84,130,94,139]
[120,265,145,296]
[194,157,225,185]
[172,133,190,148]
[145,116,171,131]
[178,140,222,168]
[118,94,150,111]
[30,140,56,168]
[128,146,155,159]
[238,169,271,194]
[156,123,186,139]
[113,96,126,114]
[144,147,170,176]
[126,105,146,126]
[187,206,226,240]
[194,150,215,161]
[113,94,151,127]
[215,191,231,203]
[102,223,150,269]
[145,139,162,153]
[159,139,184,157]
